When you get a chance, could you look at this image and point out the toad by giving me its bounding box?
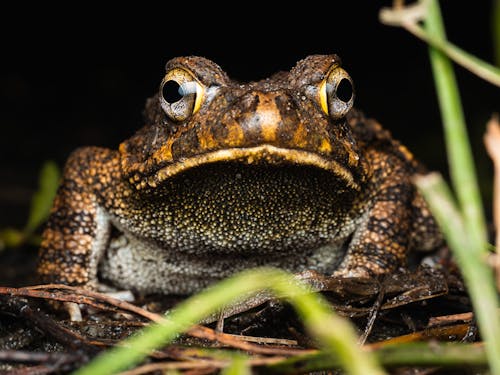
[37,55,442,295]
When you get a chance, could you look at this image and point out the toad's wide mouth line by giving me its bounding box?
[138,145,360,191]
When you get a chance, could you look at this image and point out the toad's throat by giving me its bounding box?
[142,145,360,191]
[121,161,361,257]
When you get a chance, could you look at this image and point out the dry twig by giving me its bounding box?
[0,285,311,357]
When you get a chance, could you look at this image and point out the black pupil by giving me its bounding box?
[336,78,353,102]
[162,80,183,103]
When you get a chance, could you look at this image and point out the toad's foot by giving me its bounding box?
[332,267,373,279]
[64,289,136,321]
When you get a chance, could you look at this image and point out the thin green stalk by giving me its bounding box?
[221,354,251,375]
[416,173,500,375]
[413,173,463,245]
[74,268,385,375]
[382,0,500,372]
[379,2,500,87]
[425,0,487,251]
[425,2,500,371]
[267,342,487,373]
[404,21,500,87]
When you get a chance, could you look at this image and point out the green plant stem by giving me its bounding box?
[267,342,487,373]
[382,1,500,371]
[425,0,487,251]
[25,160,60,233]
[73,268,385,375]
[416,173,500,375]
[404,20,500,87]
[222,354,251,375]
[379,1,500,87]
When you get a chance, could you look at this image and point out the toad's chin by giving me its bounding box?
[139,145,361,191]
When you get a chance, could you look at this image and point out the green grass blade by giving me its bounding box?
[424,2,500,373]
[408,21,500,87]
[25,161,60,233]
[381,1,500,372]
[425,0,487,251]
[74,268,385,375]
[379,3,500,87]
[268,342,488,373]
[373,342,487,367]
[416,172,500,374]
[221,354,251,375]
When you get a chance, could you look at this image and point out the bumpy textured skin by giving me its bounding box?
[37,55,442,294]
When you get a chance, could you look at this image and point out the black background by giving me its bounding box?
[1,2,498,227]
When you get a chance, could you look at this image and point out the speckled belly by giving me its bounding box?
[98,234,348,294]
[99,162,363,294]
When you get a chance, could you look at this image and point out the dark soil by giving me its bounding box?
[0,243,484,374]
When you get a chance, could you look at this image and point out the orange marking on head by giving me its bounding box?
[151,142,173,163]
[257,93,281,142]
[197,126,219,150]
[292,121,309,148]
[224,121,245,147]
[319,138,332,153]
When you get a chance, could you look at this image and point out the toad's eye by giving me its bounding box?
[319,66,354,120]
[160,68,205,122]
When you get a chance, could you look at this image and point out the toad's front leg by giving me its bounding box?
[37,147,118,290]
[334,161,419,278]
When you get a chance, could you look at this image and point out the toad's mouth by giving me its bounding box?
[138,145,361,191]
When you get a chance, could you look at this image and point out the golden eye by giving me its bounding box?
[159,68,205,122]
[318,65,354,120]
